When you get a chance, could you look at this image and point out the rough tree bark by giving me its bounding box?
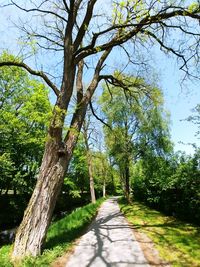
[11,46,111,260]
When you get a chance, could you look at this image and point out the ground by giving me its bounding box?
[52,197,169,267]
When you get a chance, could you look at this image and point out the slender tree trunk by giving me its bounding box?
[83,121,96,204]
[124,119,131,202]
[88,154,96,203]
[125,161,130,202]
[103,179,106,198]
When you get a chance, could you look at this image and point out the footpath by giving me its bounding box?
[65,197,150,267]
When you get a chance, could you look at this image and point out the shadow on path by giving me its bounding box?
[66,197,150,267]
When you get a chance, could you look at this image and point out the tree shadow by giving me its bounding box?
[45,206,95,250]
[67,197,151,266]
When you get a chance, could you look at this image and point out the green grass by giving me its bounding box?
[0,198,105,267]
[119,199,200,267]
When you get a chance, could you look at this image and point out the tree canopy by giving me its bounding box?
[0,0,199,261]
[0,52,52,195]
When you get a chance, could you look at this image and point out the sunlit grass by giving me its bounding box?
[119,199,200,267]
[0,198,105,267]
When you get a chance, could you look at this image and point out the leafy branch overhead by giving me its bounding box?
[0,0,199,93]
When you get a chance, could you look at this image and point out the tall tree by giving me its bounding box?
[100,74,165,200]
[0,0,199,260]
[82,114,96,203]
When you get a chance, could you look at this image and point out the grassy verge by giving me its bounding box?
[119,198,200,267]
[0,198,105,267]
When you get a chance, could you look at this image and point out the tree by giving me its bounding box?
[100,74,166,200]
[82,113,96,203]
[92,151,113,197]
[0,0,199,260]
[64,136,89,197]
[0,52,51,195]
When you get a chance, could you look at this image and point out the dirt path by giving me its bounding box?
[65,197,150,267]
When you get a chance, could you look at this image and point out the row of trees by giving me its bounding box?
[0,54,118,229]
[0,51,172,226]
[100,74,171,201]
[132,105,200,224]
[99,73,200,224]
[0,0,199,261]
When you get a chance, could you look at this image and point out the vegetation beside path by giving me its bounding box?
[119,199,200,267]
[0,198,105,267]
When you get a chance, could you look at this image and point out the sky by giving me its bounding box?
[155,53,200,155]
[0,1,199,155]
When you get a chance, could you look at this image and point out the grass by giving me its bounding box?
[0,198,105,267]
[119,198,200,267]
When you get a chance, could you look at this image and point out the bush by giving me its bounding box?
[133,150,200,224]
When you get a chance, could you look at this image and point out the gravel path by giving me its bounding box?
[66,197,150,267]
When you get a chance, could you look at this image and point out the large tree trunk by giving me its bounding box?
[12,140,67,259]
[11,45,111,262]
[11,94,88,261]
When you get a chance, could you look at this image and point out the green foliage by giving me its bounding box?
[92,151,116,196]
[188,2,199,13]
[0,198,105,267]
[0,52,52,230]
[133,149,200,224]
[0,245,13,267]
[119,199,200,267]
[186,104,200,137]
[67,136,89,194]
[99,74,170,196]
[0,52,52,195]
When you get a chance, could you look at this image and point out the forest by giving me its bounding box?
[0,0,200,266]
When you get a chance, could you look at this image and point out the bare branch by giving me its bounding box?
[10,0,68,23]
[142,29,188,70]
[74,7,200,63]
[83,48,112,105]
[89,101,111,129]
[62,0,70,13]
[0,61,60,96]
[28,33,64,48]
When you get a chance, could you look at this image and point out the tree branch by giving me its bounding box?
[89,101,111,129]
[76,59,84,104]
[10,0,68,23]
[73,0,97,51]
[62,0,70,13]
[83,49,112,104]
[142,29,188,70]
[0,61,60,96]
[74,7,200,63]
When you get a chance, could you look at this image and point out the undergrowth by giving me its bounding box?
[119,198,200,267]
[0,198,105,267]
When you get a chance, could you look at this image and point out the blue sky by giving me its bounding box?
[155,53,200,155]
[0,2,199,155]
